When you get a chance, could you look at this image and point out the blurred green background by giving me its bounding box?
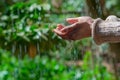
[0,0,120,80]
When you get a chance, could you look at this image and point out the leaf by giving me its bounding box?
[41,34,48,41]
[0,71,8,79]
[28,3,41,12]
[1,15,8,21]
[42,4,51,11]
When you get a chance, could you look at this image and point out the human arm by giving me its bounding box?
[53,15,120,45]
[92,15,120,45]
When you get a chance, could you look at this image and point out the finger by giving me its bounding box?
[66,18,79,24]
[53,29,66,36]
[61,22,80,32]
[53,29,68,40]
[56,24,64,30]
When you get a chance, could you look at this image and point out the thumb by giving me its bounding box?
[56,24,64,30]
[66,18,79,24]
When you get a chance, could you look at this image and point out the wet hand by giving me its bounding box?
[53,16,94,40]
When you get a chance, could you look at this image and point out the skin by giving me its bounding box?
[53,16,94,40]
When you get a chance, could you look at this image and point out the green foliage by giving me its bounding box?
[0,49,114,80]
[0,2,51,42]
[0,2,66,52]
[106,0,120,16]
[0,49,80,80]
[62,0,84,12]
[81,51,114,80]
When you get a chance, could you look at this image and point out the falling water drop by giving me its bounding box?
[18,44,22,59]
[37,41,40,56]
[18,44,22,78]
[97,0,103,17]
[12,43,16,55]
[11,11,15,55]
[36,41,42,78]
[24,44,27,54]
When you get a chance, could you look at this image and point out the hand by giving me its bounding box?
[53,16,94,40]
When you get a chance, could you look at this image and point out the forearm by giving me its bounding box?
[92,15,120,45]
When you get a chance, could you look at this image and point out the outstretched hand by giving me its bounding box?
[53,16,94,40]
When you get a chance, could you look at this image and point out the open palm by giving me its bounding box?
[53,16,94,40]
